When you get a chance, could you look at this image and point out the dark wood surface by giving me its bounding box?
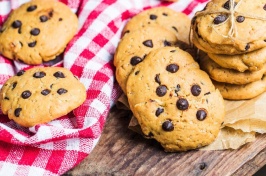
[65,107,266,176]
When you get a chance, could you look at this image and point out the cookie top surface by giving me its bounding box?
[114,26,178,93]
[192,0,266,54]
[213,75,266,100]
[122,7,191,44]
[208,47,266,72]
[0,0,78,65]
[200,54,266,85]
[126,47,225,152]
[0,67,86,127]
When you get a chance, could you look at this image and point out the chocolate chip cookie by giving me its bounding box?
[0,0,78,65]
[213,75,266,100]
[0,67,86,127]
[127,47,225,152]
[200,54,266,85]
[122,7,191,44]
[114,26,178,93]
[192,0,266,54]
[208,47,266,72]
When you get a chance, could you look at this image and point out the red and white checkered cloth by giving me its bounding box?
[0,0,208,175]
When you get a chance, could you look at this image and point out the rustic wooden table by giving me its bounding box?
[65,107,266,176]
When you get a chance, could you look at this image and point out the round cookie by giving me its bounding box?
[192,0,266,54]
[0,67,86,127]
[0,0,78,65]
[122,7,191,44]
[114,26,178,93]
[200,54,266,85]
[127,47,225,152]
[212,75,266,100]
[208,47,266,72]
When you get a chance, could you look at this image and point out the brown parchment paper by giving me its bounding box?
[116,92,266,150]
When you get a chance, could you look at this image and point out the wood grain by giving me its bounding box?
[65,107,266,176]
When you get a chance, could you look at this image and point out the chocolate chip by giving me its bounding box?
[166,64,179,73]
[143,40,153,48]
[264,4,266,11]
[213,15,227,24]
[164,40,172,46]
[21,90,31,99]
[27,5,37,12]
[40,15,48,22]
[12,82,17,90]
[176,98,189,110]
[236,16,245,23]
[162,13,168,16]
[196,109,207,121]
[4,97,9,100]
[135,71,140,75]
[170,50,176,53]
[16,70,25,76]
[162,120,174,131]
[172,26,178,32]
[14,108,22,117]
[223,0,237,10]
[59,18,63,21]
[12,20,22,28]
[18,28,22,34]
[155,108,164,117]
[49,10,54,17]
[150,14,157,20]
[28,41,37,47]
[53,71,65,78]
[191,84,201,96]
[30,28,40,36]
[155,74,161,84]
[57,88,68,95]
[156,85,167,97]
[130,56,142,66]
[245,43,250,51]
[175,84,181,94]
[33,71,46,78]
[41,89,51,96]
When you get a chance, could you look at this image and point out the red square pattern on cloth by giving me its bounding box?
[0,0,208,175]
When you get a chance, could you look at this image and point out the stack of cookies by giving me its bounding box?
[114,7,225,151]
[192,0,266,100]
[0,0,86,127]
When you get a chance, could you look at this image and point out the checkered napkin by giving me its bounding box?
[0,0,208,175]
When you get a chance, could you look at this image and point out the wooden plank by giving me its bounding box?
[65,107,266,176]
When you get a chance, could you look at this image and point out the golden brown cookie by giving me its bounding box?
[0,0,78,65]
[0,67,86,127]
[127,47,225,152]
[192,0,266,54]
[208,47,266,72]
[114,26,178,93]
[213,75,266,100]
[200,54,266,85]
[122,7,191,44]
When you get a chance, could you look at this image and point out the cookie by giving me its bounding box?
[114,26,178,93]
[122,7,191,44]
[200,54,266,85]
[0,0,78,65]
[0,67,86,127]
[213,75,266,100]
[192,0,266,54]
[208,47,266,72]
[127,47,225,152]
